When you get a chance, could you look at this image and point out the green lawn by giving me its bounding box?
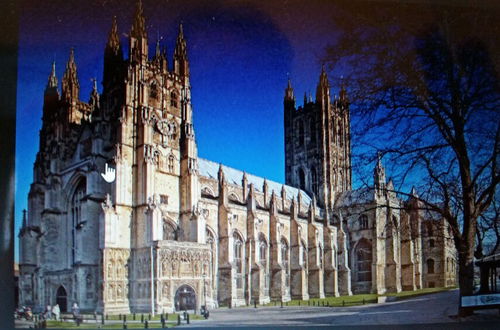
[259,286,455,308]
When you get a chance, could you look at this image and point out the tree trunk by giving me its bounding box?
[457,238,476,316]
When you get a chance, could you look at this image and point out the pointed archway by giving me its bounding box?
[174,285,196,311]
[56,286,68,313]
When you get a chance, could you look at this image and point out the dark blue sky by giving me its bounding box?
[15,0,352,260]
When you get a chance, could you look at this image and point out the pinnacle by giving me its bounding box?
[107,16,121,52]
[46,61,58,89]
[131,0,147,39]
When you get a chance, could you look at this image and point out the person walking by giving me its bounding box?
[52,304,60,321]
[45,304,52,320]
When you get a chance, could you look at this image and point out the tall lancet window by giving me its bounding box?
[297,120,304,146]
[233,232,244,289]
[356,239,372,282]
[311,167,318,197]
[281,238,290,286]
[298,168,306,191]
[259,234,268,290]
[310,119,316,144]
[71,179,86,264]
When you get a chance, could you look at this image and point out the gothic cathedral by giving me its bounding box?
[19,1,457,314]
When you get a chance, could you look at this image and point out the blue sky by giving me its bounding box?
[15,0,360,260]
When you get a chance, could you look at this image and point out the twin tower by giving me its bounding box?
[284,68,352,216]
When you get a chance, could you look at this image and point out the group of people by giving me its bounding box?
[44,302,80,321]
[44,304,60,320]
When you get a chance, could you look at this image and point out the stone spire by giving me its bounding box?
[131,0,147,40]
[284,78,294,102]
[22,209,27,228]
[174,23,189,77]
[46,61,58,89]
[89,78,100,110]
[316,64,330,103]
[107,16,121,55]
[62,48,79,102]
[374,152,386,191]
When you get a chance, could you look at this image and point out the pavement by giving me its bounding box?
[182,289,500,328]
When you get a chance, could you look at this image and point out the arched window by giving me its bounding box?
[310,119,316,144]
[330,215,339,226]
[356,239,372,282]
[429,239,435,248]
[318,245,323,269]
[301,241,307,267]
[168,155,175,173]
[311,167,318,196]
[281,238,289,286]
[259,234,269,290]
[426,223,434,236]
[359,214,369,230]
[71,179,86,264]
[298,168,306,190]
[150,82,158,99]
[233,232,243,289]
[163,220,177,241]
[170,91,178,108]
[427,259,435,274]
[297,120,304,147]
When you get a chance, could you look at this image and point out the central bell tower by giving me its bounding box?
[284,68,352,213]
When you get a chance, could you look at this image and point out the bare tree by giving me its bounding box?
[323,2,499,315]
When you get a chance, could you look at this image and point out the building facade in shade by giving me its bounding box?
[18,1,457,314]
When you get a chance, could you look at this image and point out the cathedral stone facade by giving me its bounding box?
[18,2,457,314]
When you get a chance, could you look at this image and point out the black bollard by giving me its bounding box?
[144,320,148,329]
[280,301,283,308]
[254,300,257,308]
[166,313,168,321]
[102,314,105,325]
[187,313,190,324]
[177,314,181,325]
[133,313,136,321]
[148,313,151,320]
[342,300,345,307]
[141,314,144,323]
[327,301,330,307]
[119,313,122,320]
[124,315,127,322]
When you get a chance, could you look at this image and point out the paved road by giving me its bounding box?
[184,289,500,328]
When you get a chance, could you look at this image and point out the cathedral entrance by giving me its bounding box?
[174,285,196,311]
[56,286,67,313]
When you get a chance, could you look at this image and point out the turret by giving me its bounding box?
[43,61,59,120]
[129,0,148,63]
[316,65,330,105]
[153,38,168,72]
[61,48,80,104]
[103,16,123,91]
[173,23,189,77]
[374,152,386,192]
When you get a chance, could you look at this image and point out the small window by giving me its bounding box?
[429,239,435,248]
[427,259,435,274]
[170,91,178,108]
[359,215,369,230]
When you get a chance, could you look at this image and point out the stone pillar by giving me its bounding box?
[307,207,325,298]
[324,226,339,297]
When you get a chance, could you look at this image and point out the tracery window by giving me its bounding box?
[163,220,177,241]
[359,214,369,230]
[281,238,290,286]
[170,91,178,108]
[297,120,304,147]
[233,232,244,289]
[310,119,316,144]
[311,167,318,197]
[168,154,175,173]
[356,239,372,282]
[427,259,435,274]
[259,234,269,290]
[71,179,86,264]
[298,168,306,191]
[301,241,307,267]
[318,245,323,269]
